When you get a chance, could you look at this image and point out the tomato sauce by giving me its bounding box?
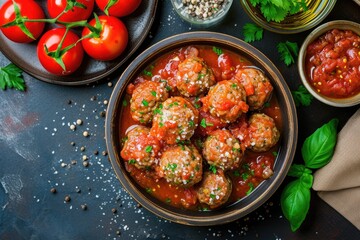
[305,29,360,98]
[119,45,282,210]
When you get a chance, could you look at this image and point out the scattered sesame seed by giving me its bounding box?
[61,162,67,168]
[103,100,108,105]
[107,82,113,87]
[83,161,89,167]
[82,155,88,161]
[76,119,83,125]
[70,124,76,130]
[83,131,89,137]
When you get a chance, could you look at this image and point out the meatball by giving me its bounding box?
[233,68,273,110]
[247,113,280,152]
[201,80,249,123]
[130,80,169,124]
[158,144,203,187]
[203,129,243,171]
[176,56,216,97]
[150,97,199,145]
[120,125,161,169]
[196,170,232,209]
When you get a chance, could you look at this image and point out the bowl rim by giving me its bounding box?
[105,31,298,226]
[298,20,360,107]
[240,0,337,34]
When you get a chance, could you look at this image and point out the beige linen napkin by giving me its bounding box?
[313,108,360,230]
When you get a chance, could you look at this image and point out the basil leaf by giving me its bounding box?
[302,119,338,169]
[287,164,312,178]
[281,178,311,232]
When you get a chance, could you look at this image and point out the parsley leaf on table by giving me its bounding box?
[242,23,263,43]
[277,41,299,66]
[292,85,313,107]
[0,63,26,91]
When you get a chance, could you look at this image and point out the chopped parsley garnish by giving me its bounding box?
[241,172,250,181]
[159,122,164,127]
[150,90,157,97]
[146,188,153,193]
[168,163,177,172]
[200,119,213,128]
[231,83,238,89]
[233,170,240,177]
[292,85,313,107]
[264,102,271,107]
[142,99,149,106]
[145,145,152,153]
[122,99,128,106]
[246,182,254,195]
[209,165,217,174]
[210,193,216,199]
[165,198,171,203]
[143,69,153,77]
[242,23,263,43]
[189,120,195,127]
[212,46,223,56]
[277,41,299,66]
[242,163,250,171]
[272,151,278,157]
[165,85,172,91]
[198,73,205,80]
[128,159,136,164]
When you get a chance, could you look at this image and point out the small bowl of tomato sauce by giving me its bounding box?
[298,20,360,107]
[105,32,298,225]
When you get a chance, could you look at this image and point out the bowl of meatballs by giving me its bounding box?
[105,32,298,225]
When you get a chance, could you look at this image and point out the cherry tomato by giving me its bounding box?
[81,15,128,61]
[37,28,84,75]
[95,0,141,17]
[0,0,45,43]
[47,0,95,23]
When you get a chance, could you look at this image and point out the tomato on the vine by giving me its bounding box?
[37,28,84,75]
[95,0,141,17]
[81,15,128,61]
[0,0,45,43]
[47,0,95,23]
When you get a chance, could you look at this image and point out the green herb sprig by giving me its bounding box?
[242,23,263,43]
[281,118,338,231]
[292,85,314,107]
[249,0,308,23]
[0,63,26,91]
[277,41,299,66]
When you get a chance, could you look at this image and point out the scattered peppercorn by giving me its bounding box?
[80,146,85,152]
[60,162,67,168]
[99,111,106,117]
[90,96,97,101]
[71,160,77,165]
[83,161,89,167]
[93,150,99,155]
[82,155,88,161]
[70,141,75,146]
[50,188,57,193]
[111,208,117,213]
[65,195,71,202]
[81,204,87,210]
[116,230,121,236]
[67,100,72,104]
[136,203,142,208]
[102,150,108,156]
[75,187,81,193]
[182,0,227,20]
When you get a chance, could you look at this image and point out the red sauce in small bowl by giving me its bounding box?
[305,29,360,98]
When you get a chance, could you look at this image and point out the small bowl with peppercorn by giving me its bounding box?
[240,0,337,34]
[171,0,233,27]
[105,32,298,225]
[298,20,360,107]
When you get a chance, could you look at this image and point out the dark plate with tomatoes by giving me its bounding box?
[0,0,158,85]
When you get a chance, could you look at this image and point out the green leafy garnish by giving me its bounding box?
[209,165,217,174]
[200,119,214,128]
[0,63,26,91]
[242,23,263,43]
[142,99,149,106]
[145,145,152,153]
[122,99,128,106]
[281,118,338,231]
[233,170,240,177]
[277,41,299,66]
[292,85,314,107]
[168,163,177,172]
[302,118,338,169]
[212,46,223,56]
[246,182,254,195]
[143,69,153,77]
[249,0,308,23]
[150,90,157,97]
[128,159,136,165]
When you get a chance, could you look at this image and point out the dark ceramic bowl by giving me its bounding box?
[105,32,298,226]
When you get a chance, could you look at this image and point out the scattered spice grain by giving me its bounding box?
[83,131,89,137]
[81,204,87,210]
[50,188,57,193]
[65,195,71,202]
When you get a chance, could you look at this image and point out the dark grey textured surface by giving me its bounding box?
[1,0,360,239]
